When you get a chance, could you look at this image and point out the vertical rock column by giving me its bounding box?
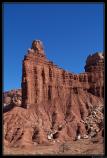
[36,65,43,103]
[21,40,47,108]
[22,59,35,108]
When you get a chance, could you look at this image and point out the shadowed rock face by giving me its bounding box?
[3,40,104,147]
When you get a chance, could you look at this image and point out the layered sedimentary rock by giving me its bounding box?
[3,40,104,147]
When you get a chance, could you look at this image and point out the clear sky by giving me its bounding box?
[3,3,104,91]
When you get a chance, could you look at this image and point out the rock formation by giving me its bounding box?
[3,89,22,112]
[3,40,104,147]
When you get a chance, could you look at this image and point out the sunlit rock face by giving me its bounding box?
[84,52,104,97]
[22,41,104,108]
[3,40,104,147]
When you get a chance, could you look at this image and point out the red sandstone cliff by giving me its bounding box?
[3,40,104,147]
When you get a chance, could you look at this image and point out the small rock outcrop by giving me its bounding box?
[3,40,104,147]
[3,89,22,112]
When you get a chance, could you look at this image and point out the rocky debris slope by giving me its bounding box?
[3,40,104,147]
[3,89,22,112]
[80,103,104,139]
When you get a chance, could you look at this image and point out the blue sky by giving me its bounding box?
[3,3,104,91]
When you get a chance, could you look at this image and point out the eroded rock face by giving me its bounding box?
[3,40,104,147]
[84,52,104,97]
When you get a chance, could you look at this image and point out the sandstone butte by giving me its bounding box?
[3,40,104,148]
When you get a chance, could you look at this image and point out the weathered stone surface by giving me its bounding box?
[3,40,104,147]
[3,89,22,112]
